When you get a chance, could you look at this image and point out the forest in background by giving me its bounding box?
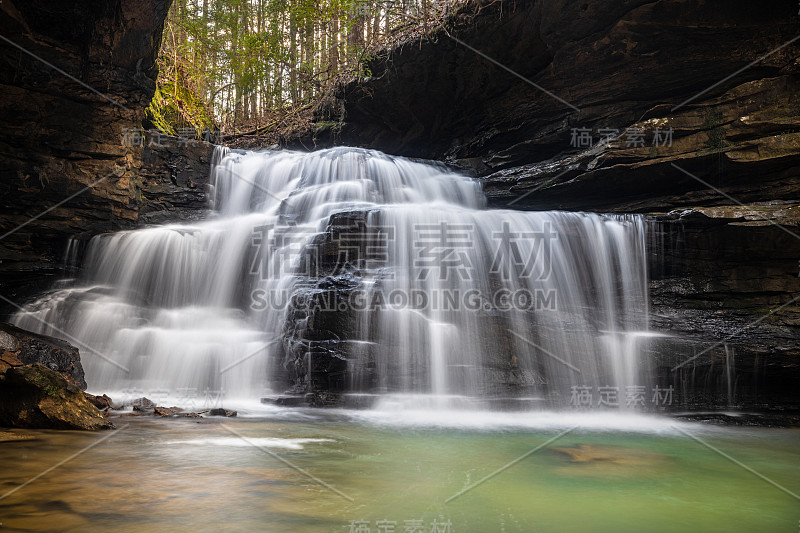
[147,0,461,141]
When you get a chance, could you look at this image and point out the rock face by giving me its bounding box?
[0,0,214,318]
[279,211,373,395]
[648,209,800,408]
[481,75,800,213]
[137,133,215,226]
[297,0,799,178]
[0,321,86,389]
[294,0,800,233]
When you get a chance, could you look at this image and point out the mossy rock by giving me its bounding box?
[0,363,113,430]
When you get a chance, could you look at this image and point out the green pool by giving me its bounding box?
[1,409,798,532]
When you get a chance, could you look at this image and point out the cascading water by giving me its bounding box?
[13,147,652,409]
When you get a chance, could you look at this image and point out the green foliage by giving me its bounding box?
[146,86,175,134]
[146,8,218,136]
[146,81,216,136]
[147,0,456,135]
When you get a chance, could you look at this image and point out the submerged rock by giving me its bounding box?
[154,406,185,416]
[0,363,113,430]
[0,430,36,442]
[550,444,667,473]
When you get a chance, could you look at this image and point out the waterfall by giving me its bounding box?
[13,147,652,408]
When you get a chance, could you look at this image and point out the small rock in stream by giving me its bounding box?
[206,408,237,417]
[85,393,113,410]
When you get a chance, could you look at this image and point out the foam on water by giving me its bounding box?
[163,437,335,449]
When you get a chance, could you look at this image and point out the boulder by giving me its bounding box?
[0,322,86,389]
[85,393,113,410]
[130,397,156,411]
[0,363,113,430]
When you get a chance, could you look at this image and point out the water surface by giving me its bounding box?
[1,412,797,532]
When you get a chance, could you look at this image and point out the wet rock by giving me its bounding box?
[206,408,237,417]
[0,363,113,430]
[671,412,800,428]
[304,391,341,408]
[136,133,216,226]
[263,395,307,407]
[85,393,113,410]
[0,350,23,372]
[0,322,86,389]
[128,397,156,410]
[649,211,800,409]
[120,402,186,417]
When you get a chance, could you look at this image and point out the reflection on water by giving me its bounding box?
[0,414,798,532]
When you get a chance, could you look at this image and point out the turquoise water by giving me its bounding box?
[0,411,798,532]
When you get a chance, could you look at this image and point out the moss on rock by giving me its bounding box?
[0,363,113,431]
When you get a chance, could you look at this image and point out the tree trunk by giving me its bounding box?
[329,14,339,74]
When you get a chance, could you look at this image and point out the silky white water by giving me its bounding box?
[13,147,651,408]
